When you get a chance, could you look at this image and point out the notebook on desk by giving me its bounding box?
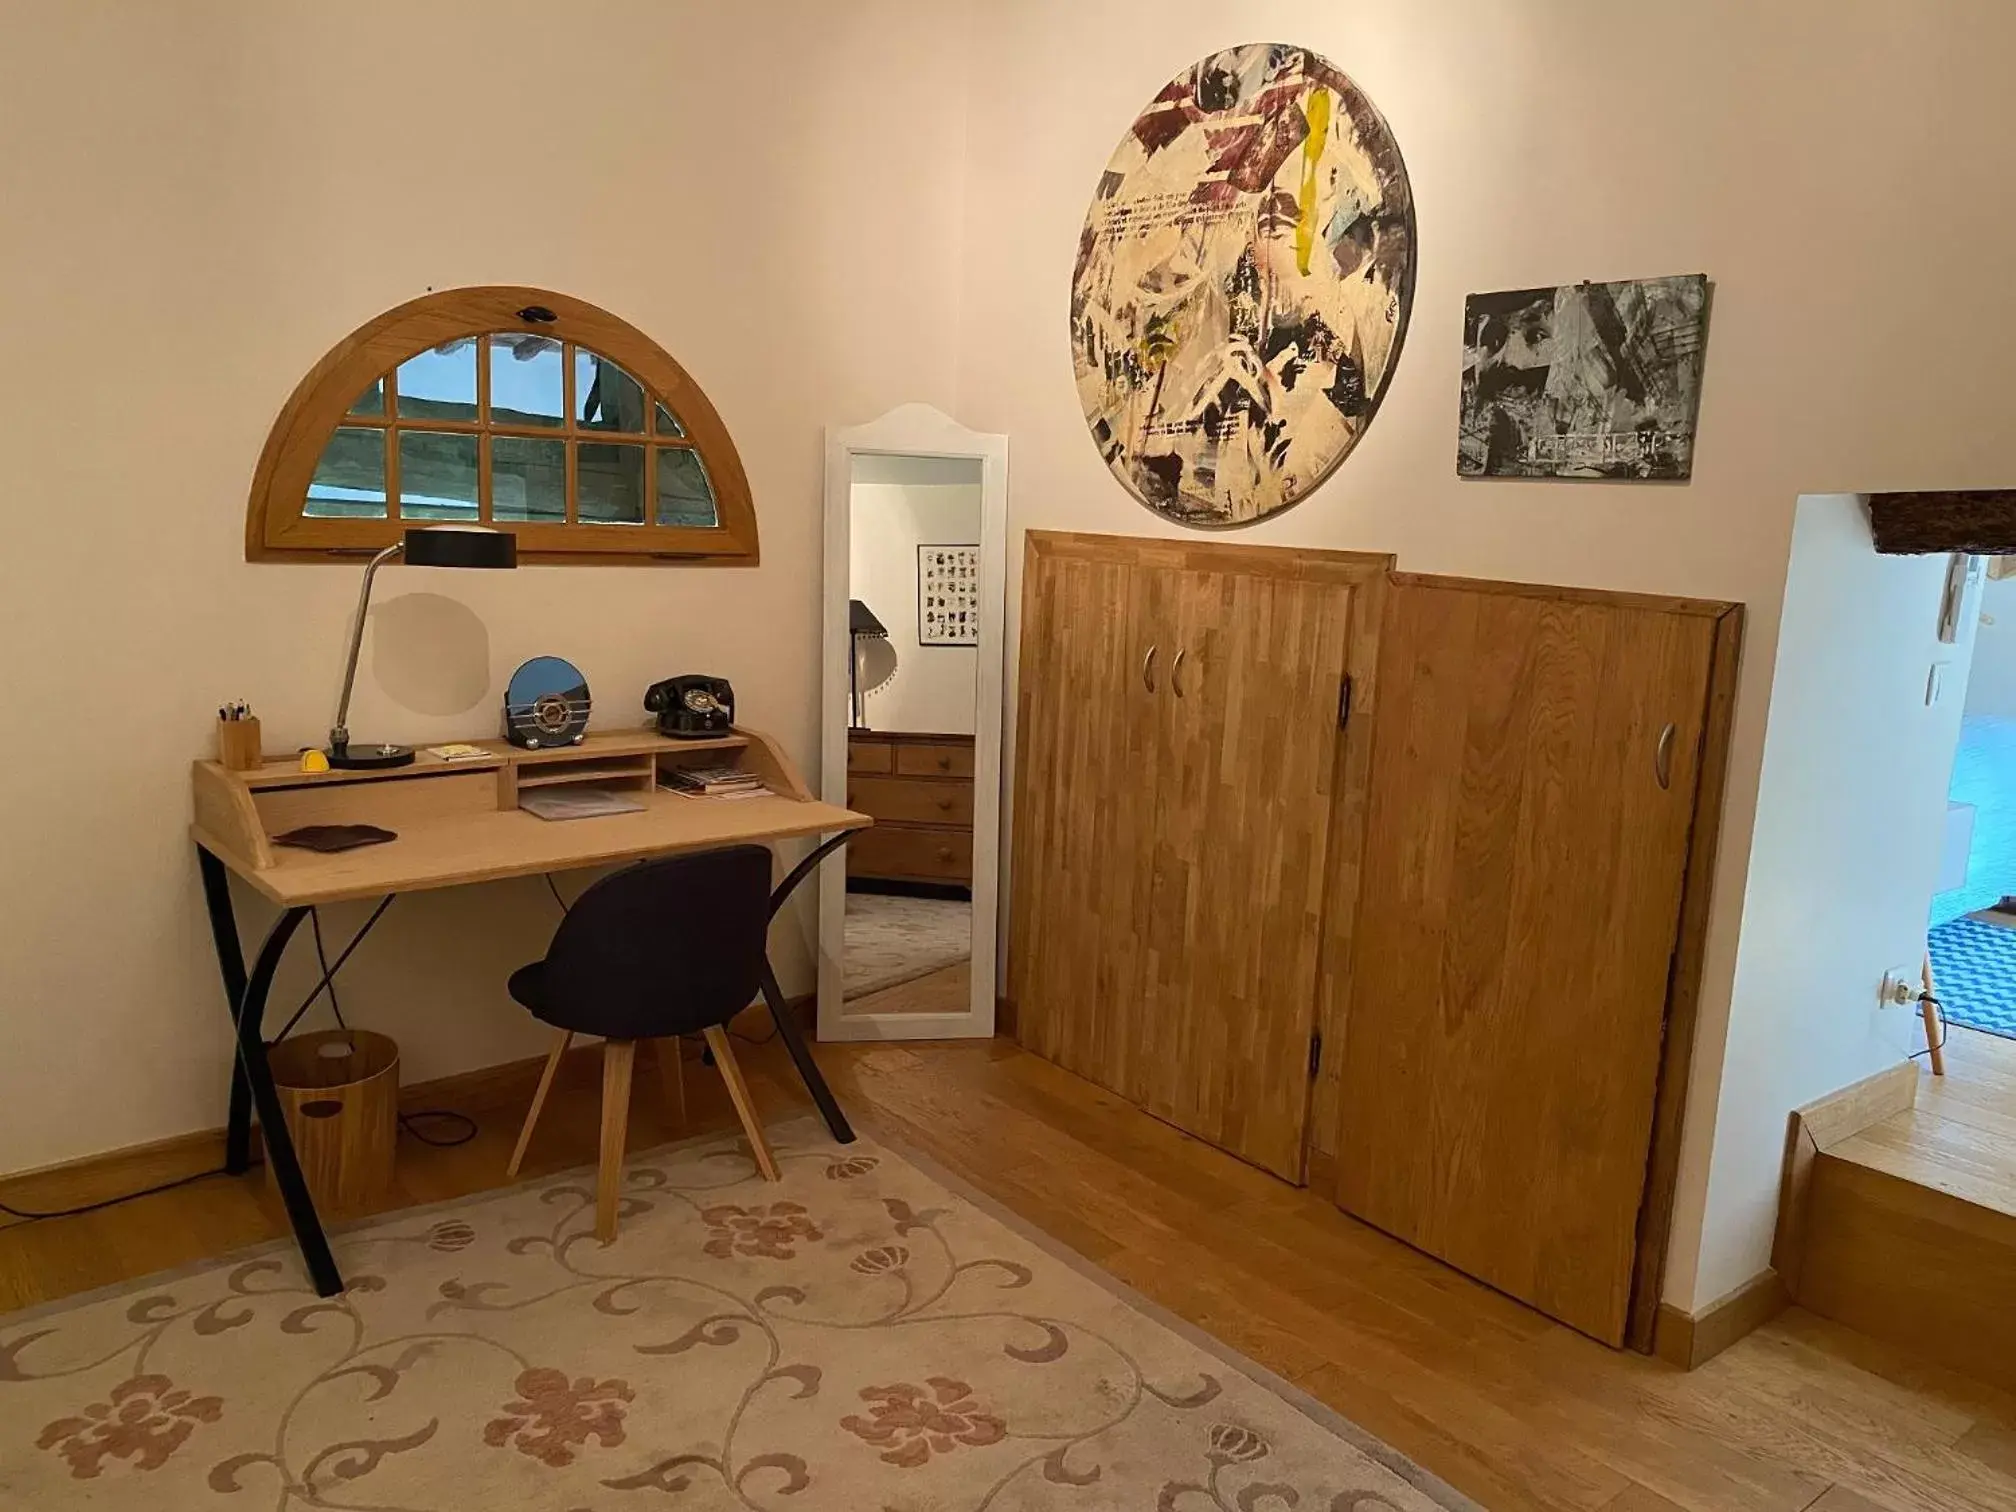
[518,785,647,821]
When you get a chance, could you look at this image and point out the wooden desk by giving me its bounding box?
[191,725,869,1296]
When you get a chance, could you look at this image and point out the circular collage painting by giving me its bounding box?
[1070,43,1416,526]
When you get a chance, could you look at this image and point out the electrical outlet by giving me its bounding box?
[1878,968,1916,1009]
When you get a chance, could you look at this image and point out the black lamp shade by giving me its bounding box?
[849,598,888,637]
[403,525,517,569]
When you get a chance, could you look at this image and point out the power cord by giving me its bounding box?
[0,1165,231,1228]
[306,908,476,1150]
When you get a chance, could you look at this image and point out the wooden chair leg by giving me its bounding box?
[702,1026,779,1181]
[653,1036,687,1127]
[596,1040,637,1242]
[1922,954,1947,1077]
[507,1029,572,1177]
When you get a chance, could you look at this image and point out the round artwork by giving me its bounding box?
[1070,43,1416,526]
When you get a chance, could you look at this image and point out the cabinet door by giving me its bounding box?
[1135,563,1355,1179]
[1332,581,1718,1345]
[1007,547,1157,1096]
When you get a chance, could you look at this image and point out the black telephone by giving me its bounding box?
[645,675,735,739]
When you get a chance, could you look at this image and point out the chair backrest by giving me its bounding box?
[538,845,772,1040]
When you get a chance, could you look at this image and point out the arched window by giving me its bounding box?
[247,287,758,564]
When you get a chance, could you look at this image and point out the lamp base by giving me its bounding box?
[327,741,415,771]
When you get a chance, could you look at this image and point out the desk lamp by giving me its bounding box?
[329,525,518,769]
[848,598,888,728]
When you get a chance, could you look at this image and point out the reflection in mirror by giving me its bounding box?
[840,451,986,1020]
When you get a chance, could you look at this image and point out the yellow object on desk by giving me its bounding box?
[299,749,331,774]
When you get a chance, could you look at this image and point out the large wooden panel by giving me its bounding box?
[1134,565,1354,1178]
[1332,581,1717,1345]
[1007,543,1156,1098]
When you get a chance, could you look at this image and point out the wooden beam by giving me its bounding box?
[1868,490,2016,554]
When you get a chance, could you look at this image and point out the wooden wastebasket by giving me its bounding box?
[265,1029,399,1215]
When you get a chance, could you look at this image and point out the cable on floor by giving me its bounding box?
[0,1165,233,1228]
[304,906,478,1149]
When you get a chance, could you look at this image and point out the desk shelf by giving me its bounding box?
[190,725,861,904]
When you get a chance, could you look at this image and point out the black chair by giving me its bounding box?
[504,846,781,1241]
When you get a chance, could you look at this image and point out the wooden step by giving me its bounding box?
[1794,1029,2016,1391]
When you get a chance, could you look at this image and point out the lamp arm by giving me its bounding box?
[329,541,404,753]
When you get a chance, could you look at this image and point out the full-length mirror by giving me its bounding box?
[819,406,1007,1040]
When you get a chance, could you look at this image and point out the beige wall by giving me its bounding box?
[8,0,2016,1321]
[947,0,2016,1309]
[0,0,972,1172]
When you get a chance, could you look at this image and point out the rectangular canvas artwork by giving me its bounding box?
[1458,273,1710,480]
[917,544,979,646]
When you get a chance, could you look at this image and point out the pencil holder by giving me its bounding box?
[216,716,263,771]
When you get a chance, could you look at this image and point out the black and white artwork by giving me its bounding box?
[917,545,980,646]
[1458,273,1710,480]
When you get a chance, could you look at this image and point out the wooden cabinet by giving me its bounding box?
[1008,533,1742,1352]
[1009,533,1386,1178]
[847,731,974,887]
[1323,576,1740,1347]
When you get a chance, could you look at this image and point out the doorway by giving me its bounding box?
[1929,557,2016,1043]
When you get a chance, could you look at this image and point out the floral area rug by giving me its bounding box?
[0,1119,1475,1511]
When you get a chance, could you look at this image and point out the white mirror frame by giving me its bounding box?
[818,404,1008,1041]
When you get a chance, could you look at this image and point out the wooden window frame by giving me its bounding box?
[247,286,759,565]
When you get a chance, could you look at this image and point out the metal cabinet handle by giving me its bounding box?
[1171,647,1188,699]
[1141,644,1158,693]
[1655,722,1677,790]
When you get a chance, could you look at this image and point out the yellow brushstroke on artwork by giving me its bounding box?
[1295,87,1332,276]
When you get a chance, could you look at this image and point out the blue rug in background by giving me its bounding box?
[1927,915,2016,1042]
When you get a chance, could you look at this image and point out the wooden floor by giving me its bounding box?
[6,1035,2016,1512]
[1833,1026,2016,1214]
[1797,1027,2016,1396]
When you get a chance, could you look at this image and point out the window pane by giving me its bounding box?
[491,436,566,522]
[349,376,385,417]
[399,431,479,520]
[576,349,646,433]
[653,401,685,438]
[489,335,563,428]
[396,341,477,423]
[306,426,387,517]
[577,442,644,524]
[655,447,718,527]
